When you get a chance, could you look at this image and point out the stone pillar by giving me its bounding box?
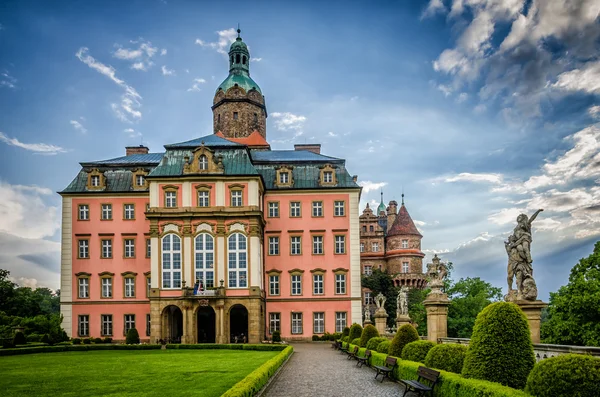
[216,297,226,344]
[423,293,450,343]
[374,309,388,335]
[181,305,194,344]
[516,300,547,344]
[396,314,412,329]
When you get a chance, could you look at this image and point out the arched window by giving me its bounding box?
[242,56,247,65]
[228,233,247,288]
[231,56,234,64]
[195,233,214,288]
[199,155,208,170]
[162,234,181,289]
[236,54,240,64]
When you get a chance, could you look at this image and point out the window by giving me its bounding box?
[290,236,301,255]
[269,313,280,333]
[243,55,247,65]
[199,155,208,170]
[402,239,408,249]
[101,239,112,258]
[233,111,238,120]
[313,274,323,295]
[101,277,112,298]
[268,237,279,255]
[78,315,89,337]
[146,314,151,337]
[335,312,347,333]
[334,235,346,254]
[253,113,258,123]
[402,261,409,273]
[364,265,372,276]
[290,202,301,217]
[228,233,247,288]
[360,243,364,253]
[124,277,135,298]
[101,315,113,336]
[136,174,145,186]
[165,191,177,208]
[372,242,379,252]
[146,203,150,212]
[362,226,366,232]
[91,175,100,187]
[323,171,333,183]
[162,234,182,289]
[78,204,89,220]
[124,204,135,220]
[291,274,302,295]
[231,190,242,207]
[146,238,151,258]
[370,225,374,232]
[124,314,135,335]
[313,312,325,334]
[291,313,303,334]
[195,233,215,288]
[334,201,345,216]
[78,239,89,259]
[312,236,323,254]
[279,172,289,184]
[335,274,346,294]
[78,278,89,298]
[124,239,135,258]
[312,201,323,217]
[268,202,279,217]
[101,204,112,220]
[198,190,210,207]
[146,276,151,297]
[269,275,280,295]
[365,291,373,305]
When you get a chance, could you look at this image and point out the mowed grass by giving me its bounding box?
[0,349,279,397]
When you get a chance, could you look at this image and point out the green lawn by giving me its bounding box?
[0,349,279,396]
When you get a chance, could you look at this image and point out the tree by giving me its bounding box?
[542,241,600,346]
[362,269,398,327]
[447,277,502,338]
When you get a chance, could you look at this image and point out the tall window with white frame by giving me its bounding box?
[124,239,135,258]
[335,273,346,294]
[124,277,135,298]
[269,313,280,334]
[124,314,135,335]
[268,236,279,255]
[78,277,89,298]
[279,171,289,184]
[372,242,379,252]
[228,233,247,288]
[124,204,135,220]
[268,202,279,217]
[146,239,151,258]
[78,315,89,337]
[162,234,182,289]
[198,190,210,207]
[402,239,408,249]
[101,277,112,298]
[360,242,364,253]
[165,191,177,208]
[146,276,151,297]
[78,204,89,220]
[313,312,324,334]
[101,314,113,336]
[146,314,151,336]
[91,175,100,187]
[290,201,301,217]
[136,174,145,187]
[312,236,323,254]
[101,204,112,220]
[335,235,345,254]
[78,239,89,259]
[195,233,214,288]
[291,274,302,295]
[323,171,333,183]
[334,201,345,216]
[291,312,303,335]
[335,312,347,333]
[364,265,372,276]
[364,291,373,305]
[231,190,242,207]
[269,274,279,295]
[290,236,301,255]
[199,155,208,170]
[312,201,323,217]
[101,239,112,258]
[313,274,323,295]
[402,261,409,273]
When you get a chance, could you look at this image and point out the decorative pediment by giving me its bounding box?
[228,222,246,233]
[132,168,148,190]
[319,164,337,187]
[163,223,180,234]
[183,144,224,174]
[274,166,294,188]
[196,223,213,233]
[86,169,106,191]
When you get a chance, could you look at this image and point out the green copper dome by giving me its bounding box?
[215,29,262,95]
[377,191,386,215]
[216,73,262,94]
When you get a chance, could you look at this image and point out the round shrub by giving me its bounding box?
[348,323,363,342]
[359,324,379,347]
[462,302,535,389]
[402,340,435,363]
[26,334,42,343]
[13,331,26,345]
[424,344,468,374]
[351,338,361,346]
[377,340,391,354]
[342,327,350,339]
[525,354,600,397]
[342,336,349,343]
[333,332,342,340]
[272,330,281,342]
[126,328,140,344]
[388,324,419,358]
[103,337,112,344]
[71,338,81,345]
[94,337,102,344]
[366,337,387,351]
[82,338,91,344]
[311,335,319,341]
[41,334,51,345]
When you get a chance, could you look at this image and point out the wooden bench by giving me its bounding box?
[399,366,440,397]
[374,356,397,382]
[356,349,371,368]
[339,343,349,354]
[346,345,359,360]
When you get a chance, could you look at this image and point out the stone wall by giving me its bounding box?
[213,87,266,138]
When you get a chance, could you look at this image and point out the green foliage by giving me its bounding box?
[94,337,102,344]
[71,338,81,345]
[408,287,429,336]
[341,327,350,338]
[167,344,286,351]
[362,269,400,327]
[332,332,342,340]
[13,331,26,345]
[388,324,419,358]
[351,337,361,346]
[542,241,600,346]
[401,340,435,363]
[462,302,535,390]
[126,328,140,344]
[359,324,379,347]
[525,354,600,397]
[271,330,281,342]
[26,334,42,343]
[348,323,363,342]
[311,335,319,341]
[103,337,112,344]
[366,336,387,351]
[376,340,391,354]
[448,277,503,338]
[424,343,468,374]
[41,334,50,345]
[82,338,91,345]
[342,336,349,343]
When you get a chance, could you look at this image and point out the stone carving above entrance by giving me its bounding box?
[196,223,213,233]
[229,222,246,233]
[163,223,180,234]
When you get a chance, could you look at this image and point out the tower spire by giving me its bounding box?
[401,186,404,205]
[237,23,241,38]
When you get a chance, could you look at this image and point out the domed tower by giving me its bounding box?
[212,29,267,139]
[377,191,387,232]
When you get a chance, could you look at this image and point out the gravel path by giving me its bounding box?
[263,343,414,397]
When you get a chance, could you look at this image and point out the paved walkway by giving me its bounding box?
[263,343,413,397]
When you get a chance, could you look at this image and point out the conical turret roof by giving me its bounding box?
[387,204,422,237]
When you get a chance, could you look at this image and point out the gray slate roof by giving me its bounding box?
[164,135,242,148]
[250,150,340,163]
[61,169,143,193]
[149,149,258,177]
[82,152,164,166]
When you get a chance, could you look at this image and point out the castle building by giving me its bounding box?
[59,30,361,343]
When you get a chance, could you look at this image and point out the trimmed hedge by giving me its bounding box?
[0,344,161,356]
[377,340,391,354]
[342,336,349,343]
[462,302,535,390]
[126,328,140,344]
[359,324,379,347]
[221,346,293,397]
[342,326,350,339]
[351,338,361,346]
[425,344,468,374]
[166,344,287,351]
[401,340,435,363]
[272,331,281,342]
[366,337,387,351]
[525,354,600,397]
[348,323,363,342]
[388,324,419,358]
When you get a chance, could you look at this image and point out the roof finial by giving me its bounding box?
[237,23,241,38]
[401,185,405,205]
[380,189,384,203]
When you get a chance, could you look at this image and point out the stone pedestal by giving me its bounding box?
[516,300,547,344]
[396,314,412,329]
[374,309,388,336]
[424,293,450,343]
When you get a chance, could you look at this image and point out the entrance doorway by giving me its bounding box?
[230,304,248,343]
[197,306,216,343]
[164,305,183,343]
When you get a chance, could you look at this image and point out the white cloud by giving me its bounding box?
[445,172,504,184]
[195,28,238,55]
[456,92,468,103]
[327,131,338,137]
[488,207,524,225]
[271,112,307,131]
[187,77,206,92]
[553,61,600,94]
[160,49,167,56]
[0,131,66,155]
[113,40,158,71]
[124,128,142,138]
[473,104,487,113]
[0,70,17,89]
[422,0,446,19]
[437,84,453,97]
[161,65,175,76]
[358,180,388,194]
[70,119,87,134]
[589,106,600,119]
[253,57,263,62]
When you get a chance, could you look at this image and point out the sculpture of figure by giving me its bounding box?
[364,306,371,323]
[397,286,409,316]
[427,254,448,294]
[375,293,386,310]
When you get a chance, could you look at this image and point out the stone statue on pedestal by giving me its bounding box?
[397,286,409,316]
[364,306,371,324]
[426,254,448,295]
[375,293,386,311]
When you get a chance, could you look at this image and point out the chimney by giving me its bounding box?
[294,144,321,154]
[387,200,398,232]
[126,145,149,156]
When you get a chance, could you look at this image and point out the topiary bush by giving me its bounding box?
[359,324,379,347]
[272,331,281,342]
[377,340,391,354]
[71,338,81,345]
[366,337,387,351]
[126,328,140,344]
[41,334,51,345]
[525,354,600,397]
[13,331,26,346]
[103,337,112,344]
[348,323,363,343]
[462,302,535,389]
[401,340,435,363]
[351,338,361,346]
[342,327,350,339]
[82,338,91,345]
[311,335,319,341]
[388,324,419,358]
[333,332,342,340]
[26,334,42,343]
[425,344,468,374]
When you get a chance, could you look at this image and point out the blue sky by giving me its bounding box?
[0,0,598,301]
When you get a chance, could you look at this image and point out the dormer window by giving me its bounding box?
[319,164,337,186]
[91,175,100,187]
[199,155,208,170]
[136,175,145,186]
[323,172,333,183]
[86,169,105,191]
[279,172,289,184]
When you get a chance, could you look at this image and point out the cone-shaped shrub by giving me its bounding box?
[125,328,140,344]
[348,323,363,342]
[13,331,26,345]
[425,344,468,374]
[359,324,379,347]
[462,302,535,389]
[401,340,435,363]
[351,338,361,346]
[342,326,350,339]
[366,336,387,351]
[377,340,391,353]
[388,324,419,358]
[525,354,600,397]
[272,331,281,342]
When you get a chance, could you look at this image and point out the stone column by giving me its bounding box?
[423,293,450,343]
[396,314,412,329]
[516,300,547,344]
[373,309,388,335]
[181,305,194,344]
[216,297,226,344]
